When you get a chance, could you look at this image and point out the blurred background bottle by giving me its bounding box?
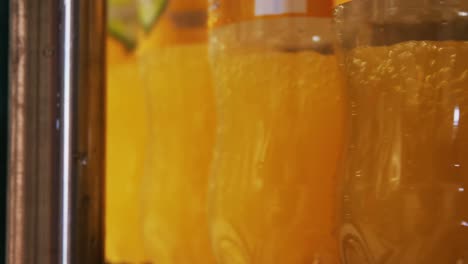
[335,0,468,263]
[138,0,216,263]
[106,0,148,262]
[208,0,345,263]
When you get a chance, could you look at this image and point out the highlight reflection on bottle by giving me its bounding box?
[335,0,468,263]
[208,0,345,263]
[139,0,216,263]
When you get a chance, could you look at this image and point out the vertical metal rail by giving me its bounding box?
[61,1,75,261]
[7,0,106,263]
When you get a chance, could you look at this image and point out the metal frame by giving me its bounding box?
[7,0,106,263]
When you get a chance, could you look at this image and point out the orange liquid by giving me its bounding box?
[139,1,216,262]
[140,43,216,264]
[209,21,345,263]
[106,37,148,262]
[341,41,468,263]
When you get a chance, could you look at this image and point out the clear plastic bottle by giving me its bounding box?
[208,0,345,263]
[106,0,148,262]
[138,0,216,263]
[335,1,468,263]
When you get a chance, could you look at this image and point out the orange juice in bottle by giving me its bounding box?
[106,0,148,262]
[335,0,468,263]
[138,0,216,263]
[208,0,345,263]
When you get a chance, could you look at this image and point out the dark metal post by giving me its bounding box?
[7,0,106,263]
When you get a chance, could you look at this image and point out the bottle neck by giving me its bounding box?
[361,0,468,24]
[334,0,468,49]
[141,0,209,48]
[209,0,332,28]
[334,0,351,7]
